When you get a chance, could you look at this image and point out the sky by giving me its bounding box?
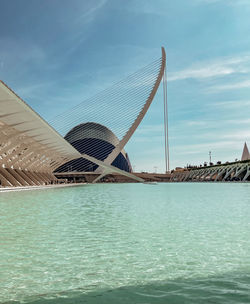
[1,0,250,172]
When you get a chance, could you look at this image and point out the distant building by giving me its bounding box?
[241,142,250,161]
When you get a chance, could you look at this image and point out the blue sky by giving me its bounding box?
[1,0,250,172]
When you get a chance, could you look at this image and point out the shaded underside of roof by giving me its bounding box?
[0,80,80,173]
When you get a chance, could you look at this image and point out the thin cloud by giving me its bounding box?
[136,124,164,134]
[185,119,250,128]
[226,119,250,125]
[193,0,250,6]
[210,100,250,108]
[76,0,108,24]
[175,140,244,154]
[0,38,46,67]
[168,55,250,82]
[222,130,250,140]
[210,80,250,92]
[186,121,208,126]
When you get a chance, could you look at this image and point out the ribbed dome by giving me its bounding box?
[55,122,132,173]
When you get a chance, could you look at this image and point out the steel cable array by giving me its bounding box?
[49,55,163,172]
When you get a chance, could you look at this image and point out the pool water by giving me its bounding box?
[0,183,250,303]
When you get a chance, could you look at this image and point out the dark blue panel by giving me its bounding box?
[55,138,131,172]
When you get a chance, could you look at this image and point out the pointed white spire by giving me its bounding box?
[241,142,250,161]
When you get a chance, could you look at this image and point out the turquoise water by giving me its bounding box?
[0,183,250,303]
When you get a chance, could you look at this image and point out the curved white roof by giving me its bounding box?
[0,81,143,182]
[0,81,80,161]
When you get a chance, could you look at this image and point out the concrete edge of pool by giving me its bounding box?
[0,183,88,193]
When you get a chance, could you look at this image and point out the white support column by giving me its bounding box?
[17,170,37,185]
[0,169,13,187]
[215,167,227,181]
[235,165,247,180]
[243,165,250,181]
[15,169,36,186]
[0,167,22,186]
[223,167,236,181]
[6,168,29,186]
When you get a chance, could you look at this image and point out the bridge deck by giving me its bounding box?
[171,160,250,182]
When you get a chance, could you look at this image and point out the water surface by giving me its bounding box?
[0,183,250,303]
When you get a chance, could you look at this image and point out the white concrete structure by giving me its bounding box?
[0,48,166,187]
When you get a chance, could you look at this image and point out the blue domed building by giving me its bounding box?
[55,122,132,173]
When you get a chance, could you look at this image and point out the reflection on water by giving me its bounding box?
[21,273,250,304]
[0,183,250,303]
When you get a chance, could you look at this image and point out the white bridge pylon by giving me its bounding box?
[50,47,166,183]
[95,47,166,182]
